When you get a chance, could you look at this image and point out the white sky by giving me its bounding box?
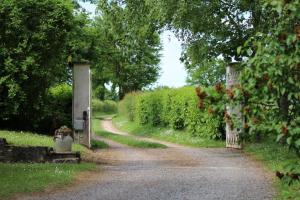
[80,2,187,88]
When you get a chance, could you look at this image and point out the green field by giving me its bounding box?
[113,115,225,148]
[0,130,95,199]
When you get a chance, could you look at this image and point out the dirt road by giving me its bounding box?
[19,118,274,200]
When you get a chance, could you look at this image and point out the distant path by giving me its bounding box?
[18,118,275,200]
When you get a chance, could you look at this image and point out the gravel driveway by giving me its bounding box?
[18,119,274,200]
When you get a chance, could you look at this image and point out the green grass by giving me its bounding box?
[0,130,95,199]
[244,140,300,200]
[0,163,94,199]
[96,130,167,148]
[92,117,167,148]
[0,130,85,152]
[113,115,225,148]
[91,139,109,149]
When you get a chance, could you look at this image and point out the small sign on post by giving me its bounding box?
[226,63,243,149]
[72,62,91,148]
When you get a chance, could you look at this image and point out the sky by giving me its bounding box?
[80,2,187,88]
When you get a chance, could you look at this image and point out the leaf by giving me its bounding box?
[295,139,300,148]
[287,137,292,145]
[277,134,284,142]
[237,46,242,55]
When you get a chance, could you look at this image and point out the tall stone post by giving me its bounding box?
[226,63,242,149]
[72,62,91,148]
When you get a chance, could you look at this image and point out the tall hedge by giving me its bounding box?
[119,87,225,139]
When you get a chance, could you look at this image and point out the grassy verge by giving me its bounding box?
[0,162,94,199]
[91,139,109,149]
[113,115,225,148]
[92,116,166,148]
[0,130,85,152]
[0,130,95,199]
[244,140,300,200]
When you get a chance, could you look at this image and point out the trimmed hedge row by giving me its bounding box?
[119,87,225,139]
[92,99,118,114]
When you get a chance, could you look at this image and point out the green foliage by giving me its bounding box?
[92,99,118,114]
[91,139,109,149]
[93,0,162,99]
[113,115,225,148]
[92,114,166,148]
[40,84,72,133]
[236,1,300,156]
[119,87,224,139]
[244,140,300,200]
[0,0,74,131]
[148,0,275,85]
[118,92,140,121]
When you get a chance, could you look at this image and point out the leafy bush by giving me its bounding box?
[92,99,117,114]
[119,87,224,139]
[0,0,74,132]
[38,83,72,134]
[118,92,140,121]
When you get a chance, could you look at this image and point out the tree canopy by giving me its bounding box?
[0,0,74,130]
[92,0,162,99]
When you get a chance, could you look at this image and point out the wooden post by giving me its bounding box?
[226,63,242,149]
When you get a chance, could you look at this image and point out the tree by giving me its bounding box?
[0,0,74,130]
[92,0,162,99]
[148,0,276,85]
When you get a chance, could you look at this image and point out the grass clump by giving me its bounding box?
[113,116,224,148]
[91,139,109,149]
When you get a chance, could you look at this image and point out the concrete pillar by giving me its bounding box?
[72,62,91,148]
[226,63,242,149]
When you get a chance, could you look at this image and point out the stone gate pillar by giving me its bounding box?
[72,62,91,148]
[226,63,243,149]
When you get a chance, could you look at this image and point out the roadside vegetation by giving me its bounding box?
[244,141,300,200]
[113,116,224,148]
[0,130,95,199]
[91,139,109,150]
[92,116,166,149]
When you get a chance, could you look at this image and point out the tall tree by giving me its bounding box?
[93,0,162,99]
[0,0,74,130]
[148,0,276,85]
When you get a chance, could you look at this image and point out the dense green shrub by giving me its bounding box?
[92,99,118,114]
[39,83,72,134]
[118,92,140,121]
[119,87,224,139]
[0,0,74,132]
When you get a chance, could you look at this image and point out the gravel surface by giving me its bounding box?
[18,119,275,200]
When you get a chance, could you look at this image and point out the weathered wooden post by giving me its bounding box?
[226,62,243,149]
[72,61,92,148]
